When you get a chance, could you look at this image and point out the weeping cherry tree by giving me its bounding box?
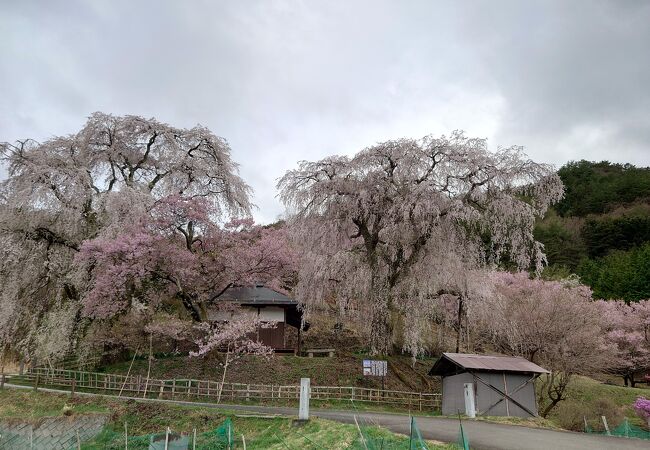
[0,112,251,362]
[278,131,563,355]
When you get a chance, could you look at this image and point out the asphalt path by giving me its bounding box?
[3,383,647,449]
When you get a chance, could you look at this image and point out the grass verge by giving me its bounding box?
[0,389,452,449]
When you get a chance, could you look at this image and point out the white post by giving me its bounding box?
[464,383,476,418]
[602,416,610,435]
[299,377,310,421]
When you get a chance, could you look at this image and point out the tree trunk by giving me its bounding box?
[540,372,571,418]
[455,296,464,353]
[216,346,230,404]
[623,373,636,387]
[178,292,202,322]
[541,397,562,418]
[369,288,392,356]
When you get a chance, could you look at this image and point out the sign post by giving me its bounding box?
[363,360,388,391]
[299,377,310,421]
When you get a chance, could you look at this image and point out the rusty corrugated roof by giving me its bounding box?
[429,353,550,376]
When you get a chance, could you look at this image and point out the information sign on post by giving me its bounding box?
[362,360,388,390]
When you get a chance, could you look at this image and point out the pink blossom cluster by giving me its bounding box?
[634,397,650,422]
[76,194,298,324]
[191,307,274,358]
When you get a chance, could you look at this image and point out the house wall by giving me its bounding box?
[259,306,285,322]
[441,372,474,415]
[207,306,257,322]
[474,372,538,418]
[441,371,538,417]
[207,305,289,350]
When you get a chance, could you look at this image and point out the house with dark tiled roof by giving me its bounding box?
[207,283,308,352]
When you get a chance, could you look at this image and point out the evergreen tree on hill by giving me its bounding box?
[536,160,650,301]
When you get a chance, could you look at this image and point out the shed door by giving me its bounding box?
[258,322,285,349]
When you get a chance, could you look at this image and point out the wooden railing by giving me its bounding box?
[21,368,441,411]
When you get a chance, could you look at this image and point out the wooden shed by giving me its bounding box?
[207,284,308,352]
[429,353,549,418]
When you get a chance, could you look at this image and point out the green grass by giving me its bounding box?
[0,389,111,421]
[543,375,650,430]
[6,374,440,418]
[0,389,452,449]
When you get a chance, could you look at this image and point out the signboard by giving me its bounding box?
[363,360,387,377]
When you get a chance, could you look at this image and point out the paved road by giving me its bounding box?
[3,383,647,449]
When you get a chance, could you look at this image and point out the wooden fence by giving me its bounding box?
[22,368,441,411]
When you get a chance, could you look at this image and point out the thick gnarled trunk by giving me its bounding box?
[178,291,202,322]
[369,277,393,355]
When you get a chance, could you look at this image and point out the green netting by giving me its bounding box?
[585,418,650,440]
[350,415,430,450]
[80,418,235,449]
[456,421,470,450]
[409,417,430,450]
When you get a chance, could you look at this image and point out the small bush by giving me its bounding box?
[554,400,585,431]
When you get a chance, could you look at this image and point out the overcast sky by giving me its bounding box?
[1,0,649,223]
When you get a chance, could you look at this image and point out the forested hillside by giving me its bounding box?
[535,161,650,300]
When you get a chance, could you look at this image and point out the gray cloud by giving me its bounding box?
[1,0,648,222]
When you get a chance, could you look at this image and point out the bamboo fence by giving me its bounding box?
[21,367,441,411]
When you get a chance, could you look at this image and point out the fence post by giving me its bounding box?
[172,379,176,399]
[0,374,4,390]
[299,378,310,421]
[34,373,39,391]
[71,379,76,398]
[601,416,610,436]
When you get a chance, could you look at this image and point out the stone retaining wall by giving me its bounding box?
[0,414,107,450]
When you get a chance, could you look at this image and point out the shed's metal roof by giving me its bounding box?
[429,353,550,376]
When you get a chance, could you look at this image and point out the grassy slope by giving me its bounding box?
[102,352,439,392]
[0,389,452,449]
[544,376,649,430]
